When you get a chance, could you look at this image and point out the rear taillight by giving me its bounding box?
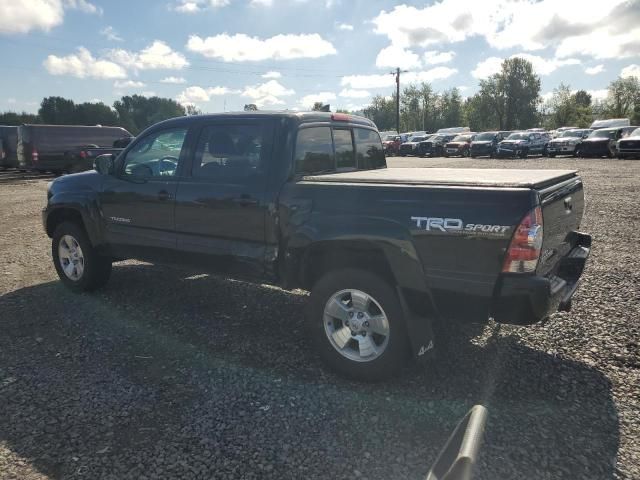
[79,150,87,159]
[502,206,543,273]
[32,148,39,162]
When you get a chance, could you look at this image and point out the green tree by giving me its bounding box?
[243,104,258,111]
[74,102,119,126]
[463,93,499,131]
[500,57,541,129]
[113,95,186,135]
[185,104,202,116]
[0,111,41,125]
[603,76,640,124]
[362,94,396,131]
[39,96,76,124]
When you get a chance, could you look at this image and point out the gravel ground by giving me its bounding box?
[0,157,638,480]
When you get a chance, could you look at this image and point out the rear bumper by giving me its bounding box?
[491,231,592,325]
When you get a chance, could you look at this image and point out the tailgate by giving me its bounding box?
[537,176,585,276]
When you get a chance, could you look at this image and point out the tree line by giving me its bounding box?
[361,57,640,132]
[0,95,195,135]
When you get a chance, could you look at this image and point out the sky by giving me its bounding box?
[1,0,639,114]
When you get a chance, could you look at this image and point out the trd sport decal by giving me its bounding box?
[411,216,511,237]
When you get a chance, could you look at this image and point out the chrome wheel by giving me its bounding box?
[58,234,85,281]
[323,289,390,362]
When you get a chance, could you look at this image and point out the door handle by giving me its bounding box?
[158,190,173,201]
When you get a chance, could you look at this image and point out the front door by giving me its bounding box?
[100,126,189,259]
[173,120,273,279]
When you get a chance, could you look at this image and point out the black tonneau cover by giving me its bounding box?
[304,168,577,189]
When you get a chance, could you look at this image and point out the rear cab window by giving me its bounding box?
[294,124,385,175]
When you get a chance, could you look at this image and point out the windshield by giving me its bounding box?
[409,136,426,142]
[452,135,472,142]
[561,130,582,138]
[475,132,495,141]
[589,130,615,139]
[507,133,528,140]
[629,128,640,138]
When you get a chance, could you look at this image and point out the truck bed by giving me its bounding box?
[304,168,578,189]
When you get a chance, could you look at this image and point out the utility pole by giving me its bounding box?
[392,68,408,134]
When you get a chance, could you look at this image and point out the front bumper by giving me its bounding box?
[491,231,592,325]
[548,143,577,154]
[470,144,494,156]
[580,142,611,157]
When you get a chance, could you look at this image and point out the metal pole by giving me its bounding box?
[396,67,400,134]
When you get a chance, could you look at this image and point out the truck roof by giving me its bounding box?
[303,167,578,189]
[149,111,376,130]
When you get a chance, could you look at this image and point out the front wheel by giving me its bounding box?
[307,269,410,381]
[52,221,112,292]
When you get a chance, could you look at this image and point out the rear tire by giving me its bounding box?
[519,148,529,159]
[307,269,410,381]
[548,153,556,158]
[52,221,112,293]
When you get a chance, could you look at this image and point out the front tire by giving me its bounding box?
[52,221,112,293]
[307,269,410,381]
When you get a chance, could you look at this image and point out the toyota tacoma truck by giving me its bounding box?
[43,112,591,380]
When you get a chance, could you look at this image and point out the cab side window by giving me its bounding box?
[354,128,385,169]
[192,124,264,180]
[295,127,333,174]
[123,128,187,178]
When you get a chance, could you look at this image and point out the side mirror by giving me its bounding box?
[94,154,115,175]
[426,405,488,480]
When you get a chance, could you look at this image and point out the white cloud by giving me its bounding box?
[108,41,189,70]
[100,26,123,42]
[339,89,371,98]
[371,0,636,61]
[160,76,187,84]
[423,50,455,65]
[174,0,229,12]
[620,64,640,79]
[336,22,354,31]
[64,0,102,14]
[44,47,127,79]
[375,45,421,69]
[585,64,605,75]
[242,80,295,107]
[142,91,157,97]
[471,53,580,79]
[299,92,337,108]
[114,79,146,89]
[262,71,281,79]
[176,85,239,104]
[250,0,272,5]
[186,33,336,62]
[0,0,100,34]
[341,67,456,89]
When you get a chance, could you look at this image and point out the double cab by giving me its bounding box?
[43,112,592,380]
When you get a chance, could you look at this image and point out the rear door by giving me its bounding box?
[173,119,274,279]
[99,126,191,257]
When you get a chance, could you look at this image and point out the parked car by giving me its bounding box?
[42,111,591,380]
[64,137,135,171]
[0,125,18,169]
[616,127,640,159]
[579,126,638,158]
[417,133,457,157]
[496,131,547,158]
[547,129,592,157]
[444,133,476,157]
[469,131,511,158]
[590,118,630,130]
[399,134,429,156]
[17,124,133,174]
[382,134,402,155]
